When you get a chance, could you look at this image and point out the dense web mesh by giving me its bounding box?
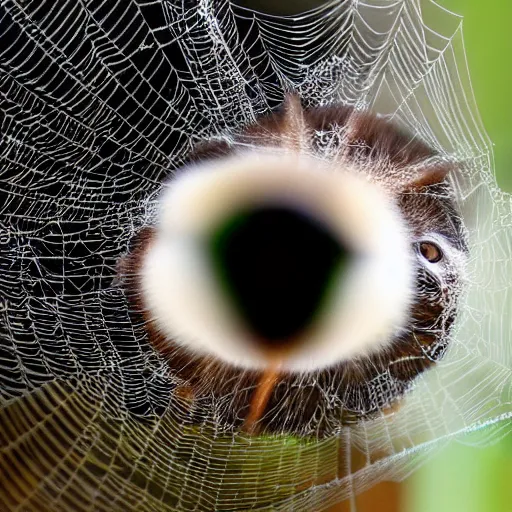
[0,0,511,510]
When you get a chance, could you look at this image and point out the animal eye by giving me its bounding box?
[418,242,443,263]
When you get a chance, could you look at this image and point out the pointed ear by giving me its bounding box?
[280,93,309,151]
[403,159,453,191]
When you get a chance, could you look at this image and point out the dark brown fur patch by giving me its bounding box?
[120,98,467,437]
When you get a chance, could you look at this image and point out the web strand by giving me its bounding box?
[0,0,511,510]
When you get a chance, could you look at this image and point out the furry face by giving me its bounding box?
[120,97,467,436]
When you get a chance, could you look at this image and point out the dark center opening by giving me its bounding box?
[208,204,350,349]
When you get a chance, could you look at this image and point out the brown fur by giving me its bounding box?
[120,97,466,436]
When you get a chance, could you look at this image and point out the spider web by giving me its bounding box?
[0,0,510,510]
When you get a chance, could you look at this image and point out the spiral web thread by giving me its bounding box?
[0,0,510,510]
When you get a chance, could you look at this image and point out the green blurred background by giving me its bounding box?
[407,1,512,512]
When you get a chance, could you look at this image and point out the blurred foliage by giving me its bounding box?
[440,0,512,190]
[408,1,512,512]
